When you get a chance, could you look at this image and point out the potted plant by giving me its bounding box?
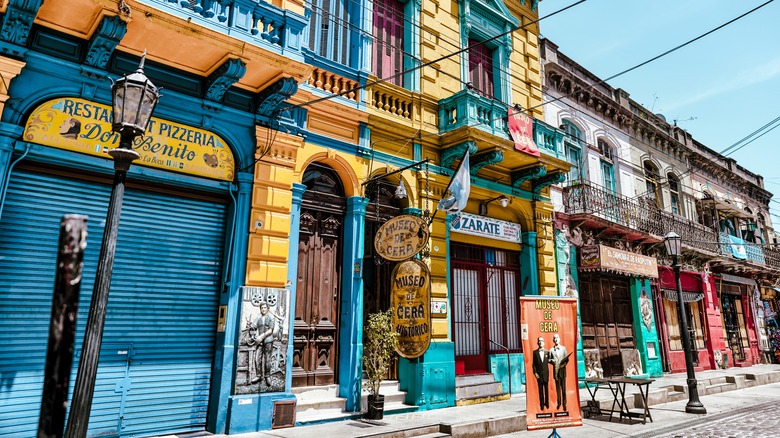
[362,309,399,420]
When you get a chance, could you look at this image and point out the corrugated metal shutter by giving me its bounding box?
[0,167,226,437]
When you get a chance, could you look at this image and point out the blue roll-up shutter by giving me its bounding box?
[0,168,226,437]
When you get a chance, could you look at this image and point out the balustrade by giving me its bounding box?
[438,90,508,137]
[308,68,360,103]
[145,0,306,53]
[365,83,417,122]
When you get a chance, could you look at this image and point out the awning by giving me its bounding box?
[701,196,754,219]
[662,289,705,303]
[719,273,757,286]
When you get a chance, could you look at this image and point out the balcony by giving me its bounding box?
[718,232,766,265]
[562,181,720,256]
[533,119,566,160]
[141,0,307,56]
[365,81,419,123]
[438,89,509,137]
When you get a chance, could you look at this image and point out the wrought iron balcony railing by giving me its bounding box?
[562,181,720,255]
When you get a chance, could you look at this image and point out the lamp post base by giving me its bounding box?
[685,402,707,415]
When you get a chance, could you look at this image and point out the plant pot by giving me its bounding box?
[366,394,385,420]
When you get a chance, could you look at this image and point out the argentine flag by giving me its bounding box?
[437,150,471,213]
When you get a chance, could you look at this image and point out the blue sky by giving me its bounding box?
[538,0,780,221]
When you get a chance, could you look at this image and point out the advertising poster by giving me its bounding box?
[520,296,582,431]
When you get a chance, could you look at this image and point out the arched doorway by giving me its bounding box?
[363,177,405,317]
[292,164,346,387]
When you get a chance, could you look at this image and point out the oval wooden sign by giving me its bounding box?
[374,215,429,261]
[390,259,432,359]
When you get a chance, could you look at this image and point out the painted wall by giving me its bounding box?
[631,278,663,377]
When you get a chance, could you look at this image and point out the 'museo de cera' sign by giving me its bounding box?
[374,215,429,261]
[391,259,431,359]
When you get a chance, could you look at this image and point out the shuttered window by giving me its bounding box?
[468,39,494,97]
[373,0,405,86]
[308,0,352,66]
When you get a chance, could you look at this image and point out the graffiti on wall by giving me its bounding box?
[235,286,289,394]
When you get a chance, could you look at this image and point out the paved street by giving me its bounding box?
[494,382,780,438]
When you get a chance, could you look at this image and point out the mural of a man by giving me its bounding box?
[251,302,276,386]
[532,336,551,410]
[549,333,570,411]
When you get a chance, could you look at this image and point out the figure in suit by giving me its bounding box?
[251,302,276,386]
[549,333,570,411]
[532,336,551,410]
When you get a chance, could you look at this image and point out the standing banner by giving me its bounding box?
[520,296,582,431]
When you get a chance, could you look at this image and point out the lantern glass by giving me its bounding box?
[664,231,682,257]
[112,52,159,138]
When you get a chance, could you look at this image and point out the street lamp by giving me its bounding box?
[65,51,160,437]
[479,195,510,215]
[663,231,707,414]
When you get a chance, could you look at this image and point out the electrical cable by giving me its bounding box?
[296,0,777,226]
[285,0,587,111]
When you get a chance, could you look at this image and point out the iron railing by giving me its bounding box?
[563,181,721,257]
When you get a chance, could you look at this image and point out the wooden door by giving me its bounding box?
[292,166,345,387]
[580,274,635,376]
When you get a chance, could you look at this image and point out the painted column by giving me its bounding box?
[285,183,306,389]
[0,123,24,216]
[338,196,368,411]
[630,277,663,377]
[534,206,557,296]
[520,231,539,295]
[702,271,725,369]
[210,171,253,433]
[554,229,585,379]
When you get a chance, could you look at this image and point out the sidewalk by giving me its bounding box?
[195,364,780,438]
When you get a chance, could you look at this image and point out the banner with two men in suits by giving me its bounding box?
[520,296,582,431]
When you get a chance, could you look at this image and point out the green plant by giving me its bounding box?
[362,309,399,396]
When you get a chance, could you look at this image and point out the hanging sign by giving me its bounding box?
[374,215,430,261]
[451,212,521,243]
[520,296,582,431]
[579,245,658,278]
[508,108,540,157]
[391,259,431,359]
[23,98,235,181]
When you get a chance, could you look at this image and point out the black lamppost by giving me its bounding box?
[663,231,707,414]
[65,52,160,437]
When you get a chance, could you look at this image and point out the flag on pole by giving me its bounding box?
[437,150,471,212]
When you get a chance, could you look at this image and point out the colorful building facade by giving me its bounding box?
[540,38,780,381]
[0,0,570,437]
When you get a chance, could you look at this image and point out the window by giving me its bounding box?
[664,299,706,351]
[458,0,517,103]
[668,173,681,215]
[562,121,583,183]
[373,0,404,87]
[468,40,494,97]
[597,139,615,192]
[757,213,767,243]
[643,161,662,207]
[308,0,352,66]
[597,139,613,161]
